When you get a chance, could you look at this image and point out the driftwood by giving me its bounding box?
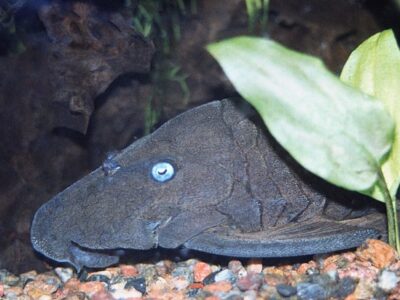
[0,0,153,272]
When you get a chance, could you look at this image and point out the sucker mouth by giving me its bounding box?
[68,241,120,272]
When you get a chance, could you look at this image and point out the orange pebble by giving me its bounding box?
[189,282,204,289]
[120,265,139,277]
[246,259,263,273]
[356,239,398,269]
[194,262,212,282]
[205,296,220,300]
[203,281,232,293]
[64,278,81,291]
[297,261,317,275]
[78,281,106,297]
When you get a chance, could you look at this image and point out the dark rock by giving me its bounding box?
[331,277,357,299]
[297,282,327,300]
[202,271,218,285]
[214,269,236,284]
[171,265,193,283]
[0,0,153,273]
[276,284,297,297]
[124,277,146,294]
[86,274,110,284]
[78,269,88,281]
[236,272,263,291]
[186,288,200,298]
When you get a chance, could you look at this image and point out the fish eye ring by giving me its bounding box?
[151,161,175,182]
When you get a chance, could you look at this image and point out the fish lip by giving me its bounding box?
[68,240,120,271]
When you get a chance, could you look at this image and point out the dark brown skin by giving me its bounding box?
[31,99,384,271]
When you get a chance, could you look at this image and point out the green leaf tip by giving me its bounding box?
[341,29,400,202]
[208,36,394,197]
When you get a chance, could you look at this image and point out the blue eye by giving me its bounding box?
[151,162,175,182]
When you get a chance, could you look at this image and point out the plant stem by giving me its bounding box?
[377,170,400,252]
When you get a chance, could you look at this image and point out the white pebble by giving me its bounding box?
[378,270,399,292]
[215,269,235,283]
[54,267,74,283]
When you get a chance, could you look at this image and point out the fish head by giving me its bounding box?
[31,100,240,270]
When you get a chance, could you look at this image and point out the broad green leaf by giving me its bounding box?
[208,36,394,196]
[341,29,400,202]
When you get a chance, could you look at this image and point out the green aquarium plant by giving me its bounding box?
[207,30,400,251]
[245,0,269,32]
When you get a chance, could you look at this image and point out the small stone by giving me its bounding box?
[62,292,87,300]
[55,268,74,283]
[189,282,204,289]
[297,261,317,275]
[87,271,112,280]
[171,276,190,290]
[346,279,375,300]
[236,272,263,291]
[78,270,88,281]
[323,254,351,272]
[194,262,212,283]
[276,284,297,297]
[228,261,247,280]
[0,270,8,282]
[378,270,399,292]
[203,280,232,293]
[120,265,138,277]
[38,295,52,300]
[388,282,400,300]
[86,274,110,285]
[137,264,157,283]
[91,290,115,300]
[154,261,170,277]
[172,265,193,283]
[246,259,263,274]
[243,289,257,300]
[147,290,186,300]
[4,274,20,286]
[124,277,146,294]
[202,271,218,285]
[325,270,339,282]
[214,269,236,284]
[297,282,327,300]
[330,276,356,299]
[263,272,286,286]
[147,276,169,293]
[4,286,23,298]
[65,278,81,291]
[337,261,379,282]
[104,267,121,278]
[356,239,397,269]
[20,270,38,288]
[23,274,61,298]
[310,273,335,287]
[204,296,220,300]
[78,281,107,297]
[259,284,280,299]
[110,282,142,299]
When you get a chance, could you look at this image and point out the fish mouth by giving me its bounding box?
[66,219,163,271]
[67,241,120,272]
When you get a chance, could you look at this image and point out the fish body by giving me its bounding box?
[31,99,384,270]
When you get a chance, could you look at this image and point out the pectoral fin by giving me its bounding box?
[184,214,383,257]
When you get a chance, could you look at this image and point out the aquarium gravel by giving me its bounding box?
[1,239,400,299]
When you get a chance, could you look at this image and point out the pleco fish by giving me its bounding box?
[31,99,385,271]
